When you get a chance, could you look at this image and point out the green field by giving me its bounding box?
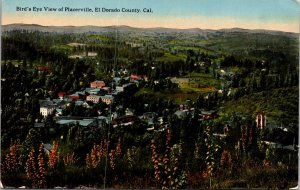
[174,72,224,91]
[87,34,110,41]
[50,44,73,53]
[156,52,187,62]
[136,72,220,104]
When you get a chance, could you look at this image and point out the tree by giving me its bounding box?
[21,128,42,157]
[259,72,266,90]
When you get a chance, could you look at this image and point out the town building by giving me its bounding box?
[112,115,137,128]
[40,100,55,117]
[86,94,114,104]
[69,91,88,100]
[200,110,218,120]
[86,95,101,104]
[56,117,98,127]
[90,80,106,88]
[58,92,67,100]
[100,95,114,104]
[39,98,72,117]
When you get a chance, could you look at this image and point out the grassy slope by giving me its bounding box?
[50,44,73,53]
[156,52,186,62]
[220,86,299,126]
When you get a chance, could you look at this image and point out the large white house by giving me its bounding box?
[40,101,55,117]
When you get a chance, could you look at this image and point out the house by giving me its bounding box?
[110,90,121,96]
[116,83,137,92]
[116,86,125,92]
[141,112,157,126]
[58,92,66,100]
[86,95,101,103]
[113,77,122,85]
[90,80,105,88]
[69,92,88,100]
[102,87,111,92]
[40,105,55,116]
[100,95,114,104]
[97,116,111,125]
[125,108,135,116]
[112,115,137,128]
[130,74,141,80]
[86,94,114,104]
[39,100,55,117]
[39,98,72,117]
[200,110,217,120]
[55,108,63,116]
[256,112,266,129]
[84,87,106,95]
[74,100,91,108]
[56,116,98,127]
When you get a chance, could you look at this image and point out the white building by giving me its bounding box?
[116,86,124,92]
[40,105,55,117]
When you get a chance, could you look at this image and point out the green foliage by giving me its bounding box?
[21,129,42,157]
[87,34,110,41]
[156,52,187,63]
[220,87,298,126]
[50,45,72,54]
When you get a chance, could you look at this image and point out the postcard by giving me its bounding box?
[1,0,299,189]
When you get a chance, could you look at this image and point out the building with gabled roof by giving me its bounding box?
[90,80,105,88]
[39,100,55,117]
[86,94,114,104]
[86,95,101,104]
[69,91,88,100]
[100,95,114,104]
[58,92,67,100]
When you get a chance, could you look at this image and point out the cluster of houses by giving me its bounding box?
[39,74,145,117]
[37,80,238,133]
[38,76,220,135]
[37,74,297,153]
[37,75,149,129]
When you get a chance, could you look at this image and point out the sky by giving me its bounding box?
[2,0,300,32]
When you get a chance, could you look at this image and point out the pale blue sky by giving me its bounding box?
[2,0,300,32]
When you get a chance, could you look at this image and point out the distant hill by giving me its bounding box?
[2,23,298,37]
